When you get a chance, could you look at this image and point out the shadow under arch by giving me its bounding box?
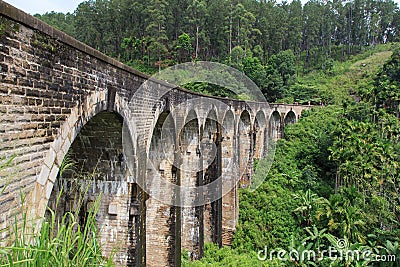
[237,110,252,187]
[284,110,297,125]
[46,110,142,266]
[269,110,282,141]
[254,110,267,159]
[202,109,222,247]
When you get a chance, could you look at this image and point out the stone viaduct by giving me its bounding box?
[0,2,311,266]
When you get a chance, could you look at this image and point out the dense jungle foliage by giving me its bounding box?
[181,46,400,266]
[32,0,400,266]
[35,0,400,102]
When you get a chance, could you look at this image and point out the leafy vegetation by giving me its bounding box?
[34,0,400,101]
[184,46,400,266]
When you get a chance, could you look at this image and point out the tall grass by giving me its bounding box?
[0,158,115,267]
[0,156,16,195]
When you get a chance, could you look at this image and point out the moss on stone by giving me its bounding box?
[31,32,58,52]
[0,17,19,36]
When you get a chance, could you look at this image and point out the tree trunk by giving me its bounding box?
[196,25,199,59]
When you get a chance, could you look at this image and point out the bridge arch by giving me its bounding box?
[269,110,282,140]
[237,110,252,187]
[145,98,177,154]
[200,105,219,129]
[221,109,236,190]
[49,110,138,264]
[36,91,141,266]
[31,91,109,220]
[284,110,297,125]
[254,110,267,159]
[202,109,219,170]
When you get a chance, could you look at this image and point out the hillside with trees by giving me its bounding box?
[35,0,399,102]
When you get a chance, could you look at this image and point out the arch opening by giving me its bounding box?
[269,111,282,141]
[284,110,297,125]
[254,111,266,159]
[220,110,237,245]
[238,110,252,187]
[47,111,140,267]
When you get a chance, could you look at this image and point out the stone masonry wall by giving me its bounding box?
[0,4,147,264]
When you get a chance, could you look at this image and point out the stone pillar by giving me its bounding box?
[145,163,177,266]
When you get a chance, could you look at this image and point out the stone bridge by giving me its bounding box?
[0,2,311,266]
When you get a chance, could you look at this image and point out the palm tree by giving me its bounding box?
[317,189,367,244]
[294,189,325,227]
